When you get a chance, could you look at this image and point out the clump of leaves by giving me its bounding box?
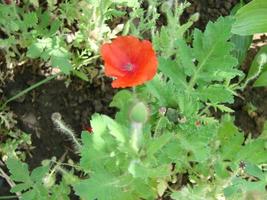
[0,0,138,79]
[0,107,31,160]
[5,158,75,200]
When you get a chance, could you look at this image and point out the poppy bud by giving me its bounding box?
[129,102,149,124]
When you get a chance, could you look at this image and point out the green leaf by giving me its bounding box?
[198,84,234,104]
[23,12,38,28]
[131,179,156,199]
[72,70,89,81]
[102,115,127,143]
[237,139,267,163]
[110,90,134,124]
[27,38,52,59]
[216,105,234,113]
[176,39,195,76]
[110,90,132,110]
[247,45,267,82]
[191,17,239,85]
[128,161,170,179]
[147,132,173,156]
[31,166,49,182]
[11,183,31,193]
[254,71,267,87]
[232,0,267,35]
[21,190,36,200]
[158,57,187,89]
[80,132,93,172]
[145,75,168,106]
[89,114,107,150]
[27,43,44,58]
[245,163,264,178]
[74,173,131,200]
[50,48,72,74]
[6,158,31,183]
[50,181,71,200]
[231,34,252,65]
[49,20,61,35]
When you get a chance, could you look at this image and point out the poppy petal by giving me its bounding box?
[101,35,158,88]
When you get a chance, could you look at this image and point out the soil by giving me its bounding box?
[1,0,266,199]
[0,68,116,198]
[4,68,116,167]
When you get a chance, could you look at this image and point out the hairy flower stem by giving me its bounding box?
[51,112,81,152]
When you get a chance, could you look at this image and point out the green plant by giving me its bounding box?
[0,0,138,79]
[0,107,31,161]
[2,1,267,200]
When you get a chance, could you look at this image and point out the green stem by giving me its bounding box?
[1,73,61,110]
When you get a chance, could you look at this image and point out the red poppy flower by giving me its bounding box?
[100,36,158,88]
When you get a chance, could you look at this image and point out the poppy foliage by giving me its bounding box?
[101,36,158,88]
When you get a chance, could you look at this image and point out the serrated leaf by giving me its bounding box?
[110,90,134,124]
[49,47,72,74]
[11,183,31,193]
[176,39,195,76]
[31,166,49,182]
[21,190,36,200]
[147,132,173,156]
[80,132,93,172]
[232,0,267,35]
[27,38,52,59]
[128,161,170,179]
[198,85,234,104]
[191,17,239,84]
[132,178,156,199]
[6,158,31,183]
[90,114,107,150]
[237,139,267,163]
[74,173,130,200]
[216,104,234,113]
[23,12,38,28]
[102,115,127,143]
[145,75,168,106]
[27,43,44,58]
[49,19,60,35]
[158,58,187,89]
[110,90,132,109]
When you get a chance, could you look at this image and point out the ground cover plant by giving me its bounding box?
[1,0,267,199]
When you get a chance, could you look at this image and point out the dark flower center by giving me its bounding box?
[123,63,134,72]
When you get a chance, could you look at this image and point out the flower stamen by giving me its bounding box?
[124,63,134,72]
